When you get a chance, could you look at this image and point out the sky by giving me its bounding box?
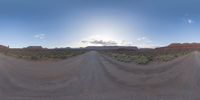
[0,0,200,48]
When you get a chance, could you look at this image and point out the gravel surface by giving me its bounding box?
[0,51,200,100]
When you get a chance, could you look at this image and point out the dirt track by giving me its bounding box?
[0,51,200,100]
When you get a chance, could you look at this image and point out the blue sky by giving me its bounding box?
[0,0,200,48]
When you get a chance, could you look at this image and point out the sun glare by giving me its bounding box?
[74,12,136,47]
[90,34,114,41]
[85,19,122,42]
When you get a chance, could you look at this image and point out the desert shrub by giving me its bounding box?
[102,50,191,64]
[107,53,152,64]
[4,49,86,61]
[155,55,176,62]
[134,55,151,64]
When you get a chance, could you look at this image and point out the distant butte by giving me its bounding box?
[1,43,200,51]
[156,43,200,51]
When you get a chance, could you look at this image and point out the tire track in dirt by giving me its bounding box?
[0,51,200,100]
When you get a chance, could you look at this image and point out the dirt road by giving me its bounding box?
[0,51,200,100]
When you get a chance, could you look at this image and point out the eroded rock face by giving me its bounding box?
[0,45,9,53]
[156,43,200,51]
[0,45,9,49]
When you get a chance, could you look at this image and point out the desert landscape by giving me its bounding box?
[0,43,200,100]
[1,0,200,99]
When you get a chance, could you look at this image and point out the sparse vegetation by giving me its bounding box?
[3,49,86,61]
[155,51,189,62]
[102,50,190,64]
[108,53,152,64]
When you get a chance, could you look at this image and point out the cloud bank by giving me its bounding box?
[81,40,118,46]
[34,34,46,39]
[81,36,155,48]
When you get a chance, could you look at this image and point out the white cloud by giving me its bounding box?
[132,37,154,48]
[80,36,155,48]
[183,14,194,24]
[34,34,46,39]
[81,40,118,46]
[187,19,194,24]
[136,37,152,43]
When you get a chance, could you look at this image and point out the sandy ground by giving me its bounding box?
[0,51,200,100]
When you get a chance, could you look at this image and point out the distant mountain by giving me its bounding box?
[24,46,43,50]
[156,43,200,50]
[0,45,9,49]
[1,43,200,51]
[84,46,138,51]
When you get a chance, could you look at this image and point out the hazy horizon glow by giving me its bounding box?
[1,0,200,48]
